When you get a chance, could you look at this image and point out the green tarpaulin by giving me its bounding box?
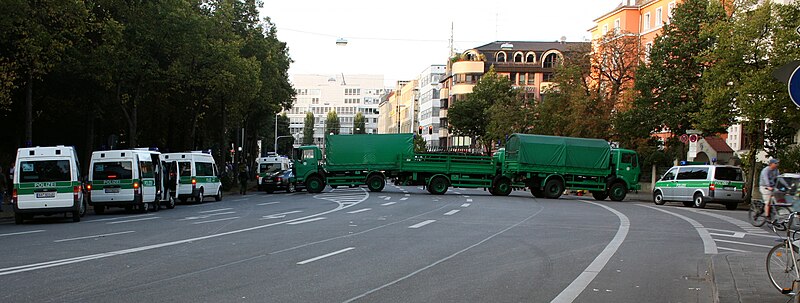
[505,134,610,170]
[325,134,414,166]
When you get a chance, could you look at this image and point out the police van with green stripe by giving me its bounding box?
[12,146,87,224]
[653,164,745,209]
[88,149,175,214]
[162,152,222,203]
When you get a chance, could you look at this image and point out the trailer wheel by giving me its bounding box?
[306,175,326,193]
[492,177,512,196]
[608,183,627,201]
[428,176,449,195]
[544,179,564,199]
[366,175,385,192]
[591,191,608,201]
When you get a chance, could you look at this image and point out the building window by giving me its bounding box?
[496,51,506,62]
[344,88,360,96]
[645,42,653,61]
[543,52,561,68]
[668,2,676,20]
[543,72,554,82]
[526,52,535,63]
[311,98,319,105]
[514,52,523,63]
[614,18,620,33]
[527,73,535,85]
[644,13,651,30]
[655,7,663,26]
[519,73,526,85]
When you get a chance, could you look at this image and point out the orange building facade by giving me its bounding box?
[589,0,680,56]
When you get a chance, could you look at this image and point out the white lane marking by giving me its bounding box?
[54,231,135,243]
[640,205,717,254]
[551,201,630,303]
[408,220,436,229]
[404,194,410,197]
[199,208,233,214]
[708,232,746,239]
[713,239,773,248]
[107,217,160,225]
[383,197,391,201]
[400,197,408,201]
[718,247,750,253]
[454,192,462,195]
[444,210,460,216]
[287,217,326,225]
[192,217,240,225]
[0,230,45,237]
[257,202,280,206]
[347,208,372,214]
[684,208,769,234]
[705,228,776,238]
[84,214,154,223]
[461,203,470,207]
[463,195,470,198]
[381,202,396,206]
[344,205,546,303]
[179,212,237,221]
[232,198,247,202]
[261,210,302,219]
[466,199,473,202]
[0,188,368,277]
[296,247,355,265]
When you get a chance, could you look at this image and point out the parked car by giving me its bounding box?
[262,169,302,193]
[653,164,745,209]
[773,173,800,209]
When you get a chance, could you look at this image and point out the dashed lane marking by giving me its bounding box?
[347,208,372,214]
[287,217,326,225]
[54,231,135,243]
[408,220,436,229]
[400,197,408,201]
[444,210,460,216]
[461,203,470,207]
[199,208,233,214]
[381,202,396,206]
[0,230,45,237]
[107,217,160,225]
[296,247,355,265]
[192,217,240,225]
[257,202,280,206]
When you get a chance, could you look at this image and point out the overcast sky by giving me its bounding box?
[261,0,620,86]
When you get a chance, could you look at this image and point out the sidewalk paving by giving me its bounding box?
[712,253,790,303]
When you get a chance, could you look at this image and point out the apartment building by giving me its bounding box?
[416,65,446,147]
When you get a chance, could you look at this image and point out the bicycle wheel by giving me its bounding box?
[767,242,800,292]
[749,202,767,227]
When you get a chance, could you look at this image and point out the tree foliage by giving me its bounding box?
[353,112,366,134]
[325,110,340,135]
[302,112,315,145]
[448,66,516,152]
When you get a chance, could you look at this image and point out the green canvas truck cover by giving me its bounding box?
[325,134,414,166]
[506,134,611,170]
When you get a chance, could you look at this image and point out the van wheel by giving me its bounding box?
[94,205,105,215]
[79,198,88,217]
[653,190,665,205]
[544,179,564,199]
[608,183,627,201]
[72,211,81,222]
[14,213,24,225]
[166,196,176,209]
[367,175,385,192]
[725,202,738,210]
[693,193,706,208]
[215,190,222,201]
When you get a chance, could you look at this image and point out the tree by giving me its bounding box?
[275,113,292,155]
[593,31,641,108]
[303,112,315,145]
[414,135,426,153]
[448,66,515,152]
[353,112,366,134]
[325,110,340,135]
[699,0,800,201]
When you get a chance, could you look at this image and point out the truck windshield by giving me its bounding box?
[260,163,282,173]
[19,160,71,182]
[714,167,743,181]
[93,161,133,180]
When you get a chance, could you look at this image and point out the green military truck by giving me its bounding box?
[293,133,640,200]
[490,134,641,201]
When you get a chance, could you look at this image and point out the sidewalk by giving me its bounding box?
[712,253,790,303]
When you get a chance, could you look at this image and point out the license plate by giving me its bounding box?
[105,188,120,193]
[36,192,56,198]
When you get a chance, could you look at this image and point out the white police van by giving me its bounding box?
[256,153,291,192]
[88,149,175,214]
[12,146,86,224]
[162,151,222,203]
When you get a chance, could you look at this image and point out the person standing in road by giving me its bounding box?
[761,158,780,219]
[238,162,248,195]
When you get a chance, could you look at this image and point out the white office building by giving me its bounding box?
[416,65,446,148]
[285,74,387,146]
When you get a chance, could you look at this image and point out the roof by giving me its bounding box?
[704,137,734,153]
[473,41,587,52]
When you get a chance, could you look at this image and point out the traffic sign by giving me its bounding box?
[789,65,800,108]
[680,134,689,144]
[689,134,698,143]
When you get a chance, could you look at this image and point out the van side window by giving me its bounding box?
[196,162,214,177]
[139,161,154,178]
[179,162,192,176]
[714,167,743,181]
[678,167,709,180]
[662,168,677,181]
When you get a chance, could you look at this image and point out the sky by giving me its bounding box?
[261,0,620,86]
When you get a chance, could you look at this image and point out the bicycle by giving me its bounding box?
[766,212,800,295]
[750,198,794,231]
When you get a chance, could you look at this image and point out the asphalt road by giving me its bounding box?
[0,185,784,302]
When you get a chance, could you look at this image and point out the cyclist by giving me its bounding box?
[761,158,780,220]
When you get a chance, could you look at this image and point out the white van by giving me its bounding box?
[88,149,175,214]
[256,153,291,192]
[162,151,222,203]
[12,146,86,224]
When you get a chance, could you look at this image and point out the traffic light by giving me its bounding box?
[428,125,433,135]
[418,126,423,135]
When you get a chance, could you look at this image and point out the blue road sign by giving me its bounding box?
[789,66,800,108]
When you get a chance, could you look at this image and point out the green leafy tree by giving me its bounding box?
[353,112,366,134]
[414,135,426,153]
[275,113,292,155]
[325,110,340,135]
[448,66,515,152]
[303,112,315,145]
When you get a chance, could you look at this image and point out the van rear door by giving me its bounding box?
[16,159,75,209]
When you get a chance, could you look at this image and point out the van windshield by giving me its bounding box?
[93,161,133,180]
[715,167,743,181]
[260,163,282,174]
[19,160,71,182]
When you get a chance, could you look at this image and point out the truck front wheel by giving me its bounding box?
[306,175,326,193]
[608,183,627,201]
[428,176,449,195]
[544,179,564,199]
[366,175,385,192]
